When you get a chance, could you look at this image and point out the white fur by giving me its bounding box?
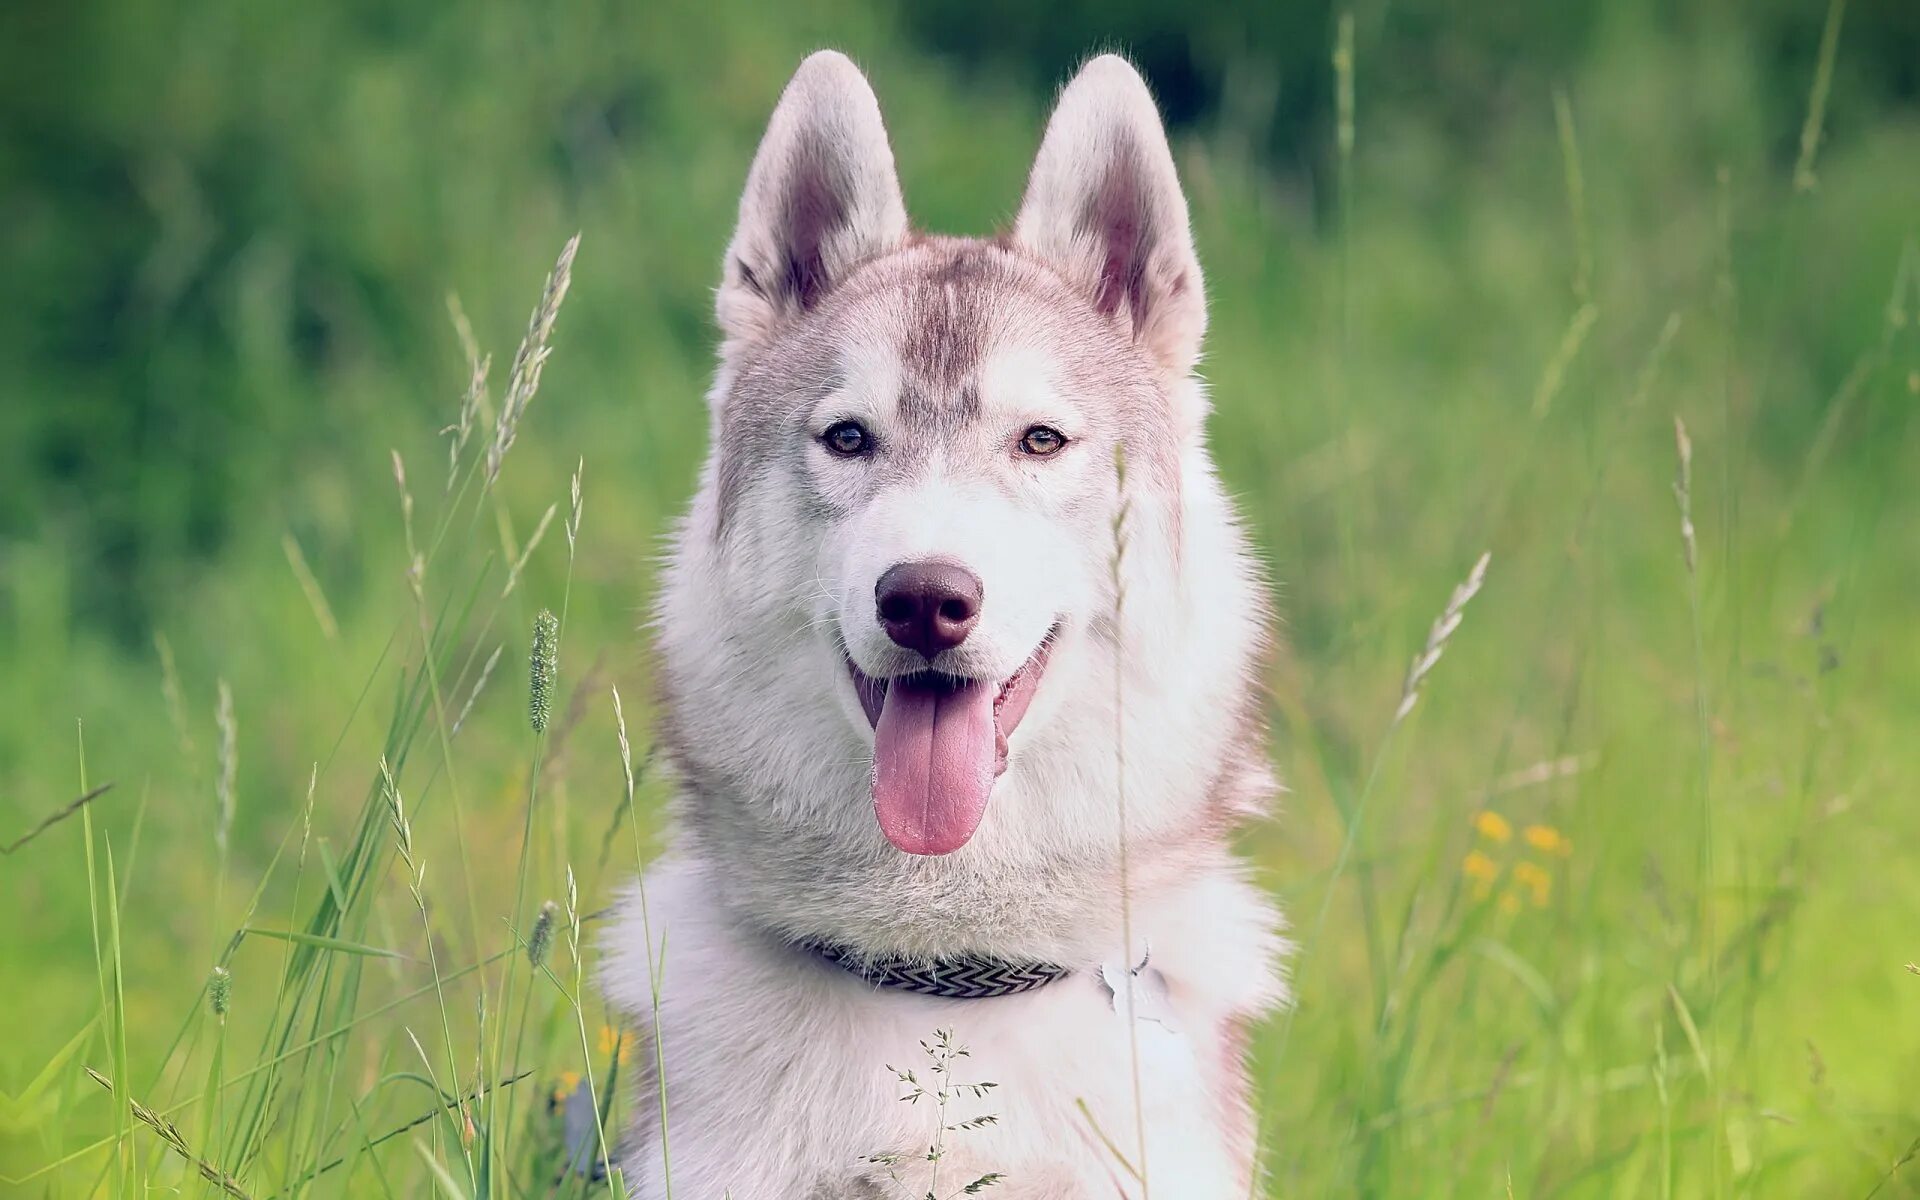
[605,51,1285,1199]
[607,856,1279,1198]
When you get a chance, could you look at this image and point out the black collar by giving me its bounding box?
[801,939,1071,999]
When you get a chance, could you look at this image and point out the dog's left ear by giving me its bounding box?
[1014,55,1205,377]
[717,51,908,350]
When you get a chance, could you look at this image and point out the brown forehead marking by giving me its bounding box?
[896,244,1001,436]
[713,235,1190,537]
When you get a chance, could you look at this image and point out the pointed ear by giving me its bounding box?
[1014,55,1205,376]
[717,51,907,347]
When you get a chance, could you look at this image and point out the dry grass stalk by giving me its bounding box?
[1394,551,1492,724]
[1531,88,1598,419]
[1673,416,1697,575]
[214,680,237,855]
[391,449,426,600]
[280,532,340,641]
[612,682,675,1194]
[1530,304,1599,419]
[378,757,424,898]
[1627,314,1685,410]
[85,1068,253,1199]
[503,503,559,598]
[450,644,505,738]
[487,235,581,488]
[1490,753,1599,794]
[1,782,114,855]
[445,293,493,493]
[1553,87,1594,307]
[567,458,584,552]
[1793,0,1847,193]
[299,763,317,866]
[1106,443,1150,1195]
[155,632,196,759]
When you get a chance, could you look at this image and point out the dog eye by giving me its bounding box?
[1018,425,1068,457]
[821,420,871,457]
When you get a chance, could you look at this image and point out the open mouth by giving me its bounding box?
[846,632,1055,856]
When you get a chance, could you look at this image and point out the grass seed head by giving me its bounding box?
[444,292,492,492]
[612,684,636,800]
[488,234,581,487]
[530,609,560,733]
[208,965,232,1017]
[528,900,558,969]
[567,457,584,551]
[155,632,195,758]
[1395,551,1491,724]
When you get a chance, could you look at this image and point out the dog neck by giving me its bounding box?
[671,752,1253,969]
[799,937,1073,998]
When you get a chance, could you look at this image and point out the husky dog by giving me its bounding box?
[605,50,1283,1198]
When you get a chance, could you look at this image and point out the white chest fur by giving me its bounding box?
[604,859,1283,1199]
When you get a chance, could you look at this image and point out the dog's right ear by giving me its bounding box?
[717,51,907,349]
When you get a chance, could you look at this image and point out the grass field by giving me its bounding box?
[3,0,1919,1195]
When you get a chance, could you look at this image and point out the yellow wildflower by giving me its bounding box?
[1474,810,1512,844]
[1498,891,1523,915]
[551,1069,582,1107]
[1512,860,1553,907]
[598,1024,634,1065]
[1523,824,1572,857]
[1462,850,1499,900]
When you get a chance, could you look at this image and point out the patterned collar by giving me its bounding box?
[802,939,1071,999]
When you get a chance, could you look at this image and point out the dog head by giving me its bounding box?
[658,52,1267,878]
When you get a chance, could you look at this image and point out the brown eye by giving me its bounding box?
[1019,425,1067,457]
[822,420,871,457]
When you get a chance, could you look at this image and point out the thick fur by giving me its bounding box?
[605,51,1285,1198]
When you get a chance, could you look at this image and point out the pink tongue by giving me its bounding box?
[871,676,997,855]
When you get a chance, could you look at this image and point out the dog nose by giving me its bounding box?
[875,561,982,660]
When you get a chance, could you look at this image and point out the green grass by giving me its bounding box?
[4,0,1920,1195]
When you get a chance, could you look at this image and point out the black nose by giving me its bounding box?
[875,561,983,660]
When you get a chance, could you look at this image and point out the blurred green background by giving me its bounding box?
[4,0,1919,1195]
